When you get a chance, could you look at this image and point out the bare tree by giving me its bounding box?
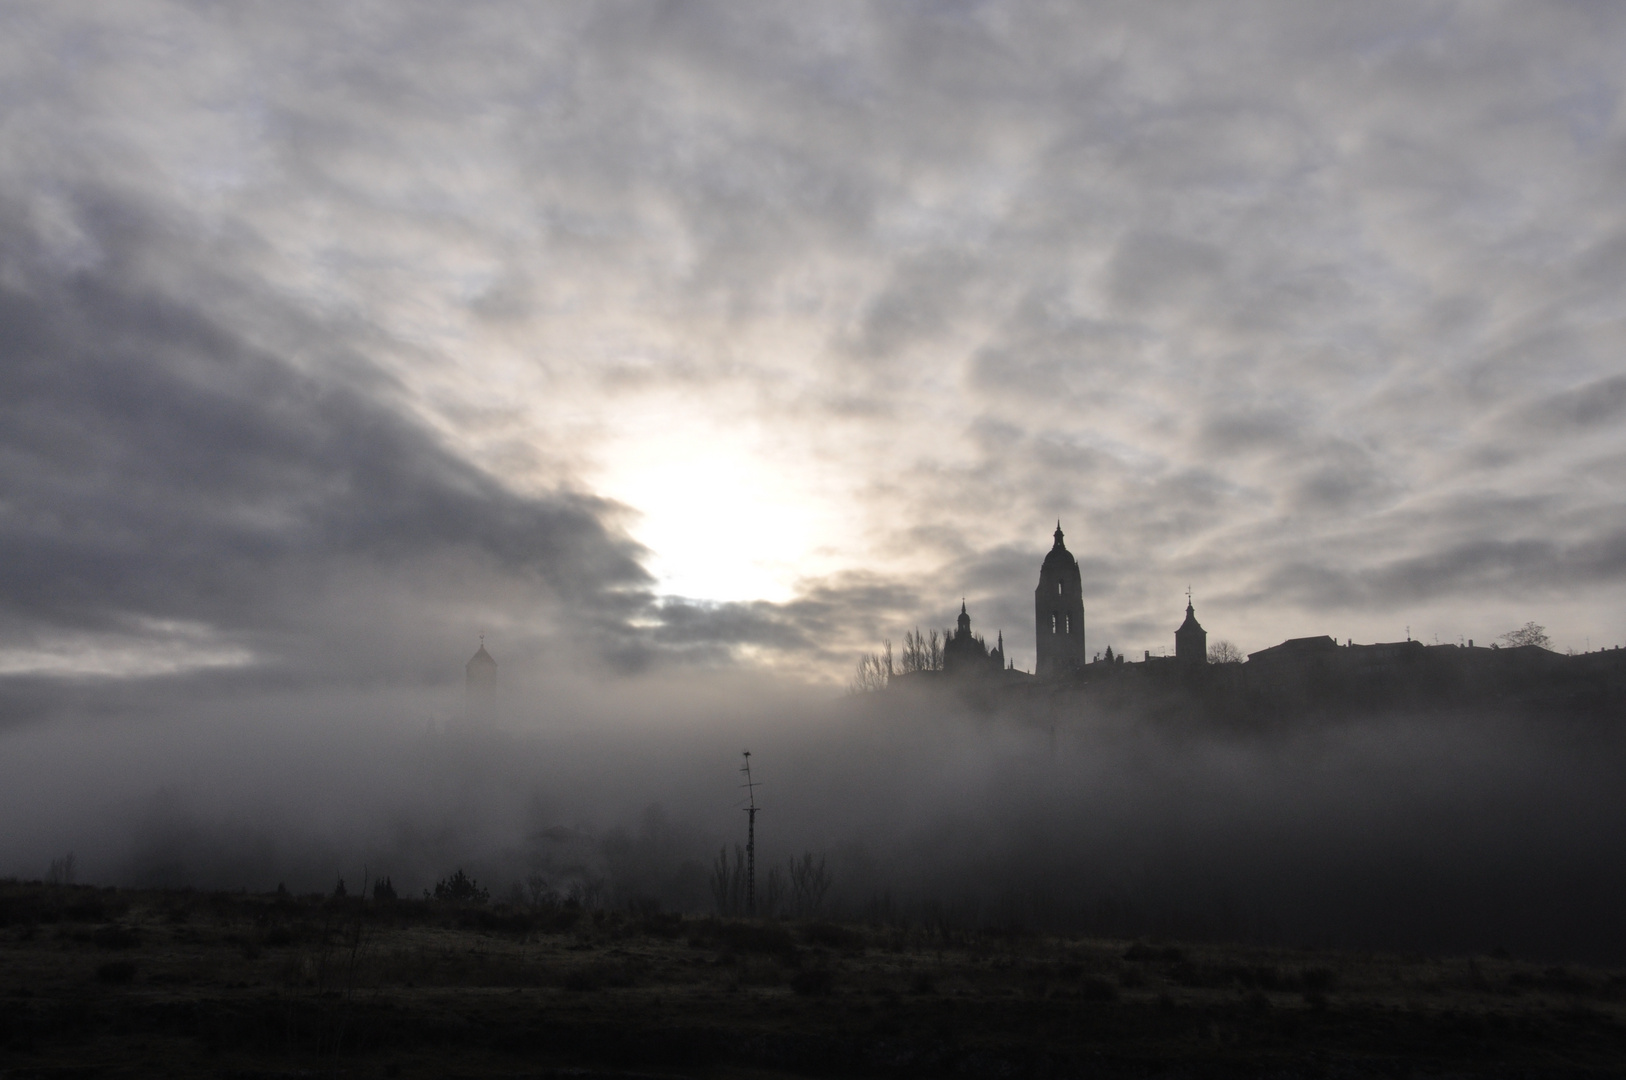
[1500,622,1552,650]
[523,874,557,909]
[710,845,748,915]
[900,628,927,673]
[787,852,832,917]
[569,875,607,910]
[848,651,890,693]
[45,853,76,886]
[761,865,786,918]
[1207,640,1244,664]
[901,628,944,672]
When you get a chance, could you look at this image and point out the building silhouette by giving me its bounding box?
[1034,523,1085,677]
[1175,595,1206,668]
[465,637,497,724]
[883,523,1626,722]
[943,601,1007,677]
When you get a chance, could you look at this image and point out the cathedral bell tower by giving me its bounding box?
[1034,523,1085,677]
[465,636,497,725]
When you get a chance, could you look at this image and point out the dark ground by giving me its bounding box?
[3,882,1625,1078]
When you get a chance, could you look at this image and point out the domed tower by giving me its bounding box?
[944,600,992,676]
[1034,523,1085,677]
[1175,592,1207,668]
[465,636,497,725]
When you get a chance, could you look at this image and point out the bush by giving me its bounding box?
[1078,975,1119,1001]
[1300,967,1338,992]
[96,960,136,984]
[92,925,140,950]
[1123,942,1185,963]
[718,921,797,956]
[428,869,489,905]
[800,922,861,950]
[562,968,598,992]
[789,968,833,996]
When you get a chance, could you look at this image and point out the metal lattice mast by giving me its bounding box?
[741,751,758,916]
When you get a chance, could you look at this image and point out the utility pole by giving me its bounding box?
[740,751,759,917]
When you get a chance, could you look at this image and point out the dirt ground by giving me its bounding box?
[3,881,1625,1078]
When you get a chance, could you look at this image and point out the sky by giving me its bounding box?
[4,1,1626,704]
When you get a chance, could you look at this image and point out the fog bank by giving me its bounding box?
[4,675,1623,965]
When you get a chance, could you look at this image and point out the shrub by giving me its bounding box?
[800,922,861,950]
[428,869,489,905]
[790,968,833,996]
[562,969,596,992]
[96,960,136,984]
[92,925,140,950]
[1300,967,1338,992]
[1123,942,1185,963]
[1078,975,1119,1001]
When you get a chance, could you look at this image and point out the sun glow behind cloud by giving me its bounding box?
[592,416,843,604]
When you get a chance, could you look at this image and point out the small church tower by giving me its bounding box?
[944,600,998,676]
[1034,523,1085,677]
[465,636,497,724]
[1175,592,1207,668]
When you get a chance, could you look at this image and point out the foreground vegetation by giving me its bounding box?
[3,881,1626,1077]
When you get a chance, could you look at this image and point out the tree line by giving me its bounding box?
[849,627,950,693]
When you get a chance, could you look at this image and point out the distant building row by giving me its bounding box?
[936,522,1210,682]
[914,524,1626,718]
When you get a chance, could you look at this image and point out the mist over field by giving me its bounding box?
[5,673,1624,966]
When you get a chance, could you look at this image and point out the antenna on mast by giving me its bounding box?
[740,751,759,917]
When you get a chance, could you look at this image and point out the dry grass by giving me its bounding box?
[2,881,1624,1077]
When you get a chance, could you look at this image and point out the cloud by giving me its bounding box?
[1260,527,1626,611]
[1108,231,1228,312]
[1519,372,1626,432]
[3,0,1626,703]
[0,188,654,714]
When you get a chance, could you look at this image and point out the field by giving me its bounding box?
[3,881,1626,1078]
